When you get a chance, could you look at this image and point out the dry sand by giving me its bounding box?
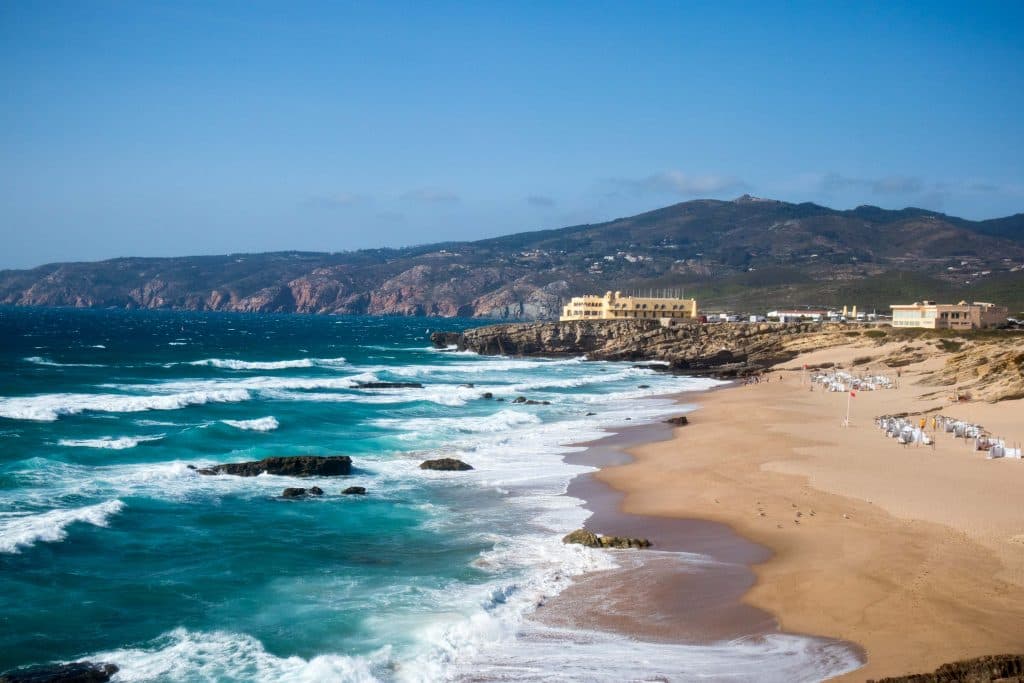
[592,343,1024,680]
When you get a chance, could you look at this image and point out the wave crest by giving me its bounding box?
[0,389,251,422]
[58,435,165,449]
[221,416,279,432]
[186,357,347,370]
[0,500,125,554]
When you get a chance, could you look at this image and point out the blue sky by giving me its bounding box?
[1,1,1022,269]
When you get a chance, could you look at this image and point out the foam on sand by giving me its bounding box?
[0,500,126,554]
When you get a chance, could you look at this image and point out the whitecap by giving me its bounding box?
[22,356,104,368]
[0,389,251,422]
[58,435,165,450]
[186,357,347,370]
[221,416,279,432]
[91,628,386,683]
[0,500,125,554]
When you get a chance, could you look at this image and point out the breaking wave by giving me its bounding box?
[186,357,347,370]
[221,416,279,432]
[58,435,165,449]
[0,500,126,554]
[0,389,251,422]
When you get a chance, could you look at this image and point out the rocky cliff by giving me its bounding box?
[432,319,852,375]
[434,320,1024,398]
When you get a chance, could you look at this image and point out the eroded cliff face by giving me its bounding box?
[431,319,851,375]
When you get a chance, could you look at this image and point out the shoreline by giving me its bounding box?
[532,397,865,680]
[550,345,1024,681]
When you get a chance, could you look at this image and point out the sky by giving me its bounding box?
[1,1,1022,269]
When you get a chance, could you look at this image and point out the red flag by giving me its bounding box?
[850,390,856,397]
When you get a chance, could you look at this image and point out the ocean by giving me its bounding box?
[0,307,860,682]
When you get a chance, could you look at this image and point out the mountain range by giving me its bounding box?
[3,196,1023,318]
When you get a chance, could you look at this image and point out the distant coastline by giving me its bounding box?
[3,198,1023,317]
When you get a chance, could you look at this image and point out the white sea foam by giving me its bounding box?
[453,624,862,682]
[0,499,125,553]
[222,416,279,432]
[186,356,347,370]
[15,351,854,680]
[92,628,386,683]
[0,389,251,421]
[104,375,366,394]
[58,435,165,449]
[386,356,587,377]
[22,356,105,368]
[373,410,541,437]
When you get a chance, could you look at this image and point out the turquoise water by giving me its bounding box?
[0,308,859,682]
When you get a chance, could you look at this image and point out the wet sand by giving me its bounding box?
[551,344,1024,681]
[534,419,863,672]
[536,339,1024,679]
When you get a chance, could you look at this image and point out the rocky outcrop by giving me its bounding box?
[867,654,1024,682]
[356,382,423,389]
[281,486,324,498]
[419,458,474,471]
[431,320,851,376]
[342,486,367,495]
[198,456,352,477]
[512,396,550,405]
[562,529,652,549]
[664,415,689,426]
[0,661,119,683]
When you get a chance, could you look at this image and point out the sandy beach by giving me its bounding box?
[552,340,1024,681]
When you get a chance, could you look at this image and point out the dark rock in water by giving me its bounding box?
[664,416,689,426]
[356,382,423,389]
[460,383,474,388]
[586,412,596,416]
[867,654,1024,682]
[638,384,650,389]
[624,417,631,420]
[481,392,493,399]
[429,331,464,349]
[282,487,307,498]
[198,455,352,477]
[342,486,367,495]
[419,458,474,471]
[513,396,550,405]
[496,398,505,401]
[186,465,196,470]
[562,528,651,549]
[0,661,119,683]
[309,486,324,496]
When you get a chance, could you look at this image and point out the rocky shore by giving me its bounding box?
[433,320,1024,399]
[432,319,847,376]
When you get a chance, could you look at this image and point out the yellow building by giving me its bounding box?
[890,300,1008,330]
[560,291,698,322]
